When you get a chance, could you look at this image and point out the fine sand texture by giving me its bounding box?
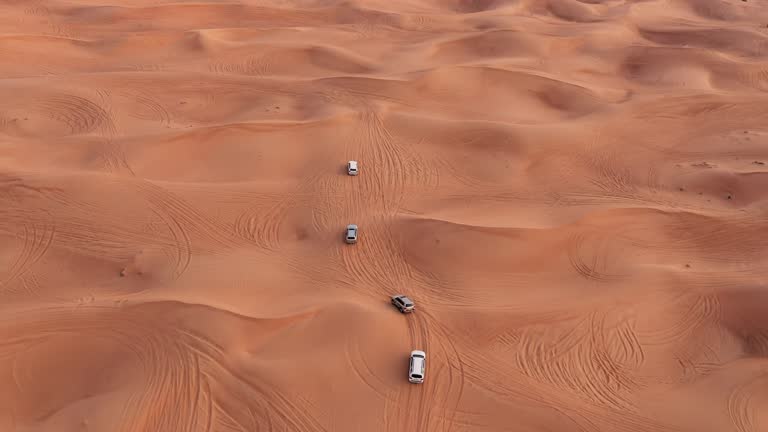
[2,1,768,431]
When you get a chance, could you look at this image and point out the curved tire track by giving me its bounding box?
[338,221,413,296]
[123,89,172,128]
[0,218,55,292]
[101,139,136,176]
[136,181,247,281]
[387,311,464,432]
[636,293,721,346]
[345,333,396,400]
[233,194,297,252]
[728,373,767,432]
[566,231,625,283]
[358,108,407,215]
[0,305,212,432]
[514,312,640,412]
[420,310,465,432]
[388,312,430,432]
[172,322,327,432]
[37,93,116,136]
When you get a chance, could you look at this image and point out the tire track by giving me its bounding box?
[117,324,219,432]
[463,336,603,431]
[636,293,721,346]
[610,317,646,369]
[359,108,407,215]
[233,193,298,252]
[0,306,200,432]
[333,106,418,295]
[37,93,116,136]
[232,166,335,252]
[387,311,464,432]
[515,312,639,412]
[390,313,430,432]
[585,312,641,410]
[566,231,624,282]
[23,0,73,38]
[102,138,136,176]
[122,89,172,128]
[435,152,483,189]
[298,168,343,237]
[463,333,671,432]
[646,165,661,194]
[137,180,244,250]
[213,399,250,432]
[420,310,465,432]
[18,273,42,299]
[134,180,253,281]
[145,200,192,282]
[0,218,56,292]
[172,323,327,432]
[338,220,413,296]
[403,137,441,194]
[345,333,396,400]
[737,68,768,91]
[728,373,767,432]
[586,149,639,198]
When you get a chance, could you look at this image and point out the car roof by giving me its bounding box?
[411,356,425,372]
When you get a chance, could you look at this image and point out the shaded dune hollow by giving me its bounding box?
[2,0,768,432]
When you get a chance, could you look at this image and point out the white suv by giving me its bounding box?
[345,224,358,244]
[391,295,415,313]
[347,160,358,176]
[408,350,425,384]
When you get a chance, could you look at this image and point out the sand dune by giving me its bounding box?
[2,0,768,431]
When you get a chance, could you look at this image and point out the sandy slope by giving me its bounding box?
[1,0,768,431]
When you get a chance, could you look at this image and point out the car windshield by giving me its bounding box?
[412,374,422,378]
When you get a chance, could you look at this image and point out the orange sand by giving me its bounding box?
[2,1,768,431]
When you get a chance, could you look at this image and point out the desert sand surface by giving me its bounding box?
[2,0,768,431]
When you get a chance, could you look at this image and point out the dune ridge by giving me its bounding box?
[2,0,768,431]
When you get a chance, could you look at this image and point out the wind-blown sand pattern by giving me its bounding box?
[2,0,768,431]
